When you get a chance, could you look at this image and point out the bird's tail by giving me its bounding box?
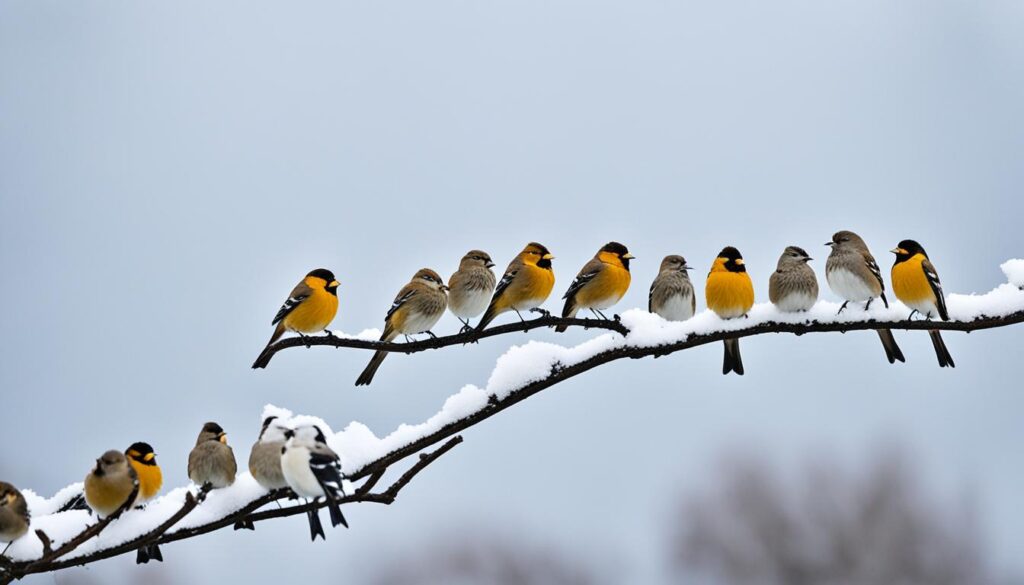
[476,299,501,332]
[722,338,744,375]
[876,329,906,364]
[252,323,286,369]
[929,330,955,368]
[307,508,326,541]
[355,350,388,386]
[554,301,577,333]
[327,498,349,528]
[355,326,394,386]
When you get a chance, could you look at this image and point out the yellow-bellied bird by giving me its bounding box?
[706,247,754,375]
[252,268,340,368]
[125,442,165,563]
[0,482,29,556]
[476,243,556,331]
[187,422,237,489]
[768,246,818,312]
[649,255,695,322]
[448,250,497,333]
[891,240,955,368]
[84,450,138,517]
[355,269,449,386]
[825,230,905,364]
[555,242,634,332]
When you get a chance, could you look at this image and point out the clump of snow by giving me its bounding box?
[1001,259,1024,289]
[6,261,1023,565]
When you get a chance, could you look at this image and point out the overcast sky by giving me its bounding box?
[2,0,1023,583]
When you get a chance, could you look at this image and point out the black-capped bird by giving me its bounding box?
[448,250,497,333]
[475,243,556,331]
[555,242,634,332]
[891,240,955,368]
[0,482,29,557]
[825,230,905,364]
[706,247,754,375]
[187,422,237,489]
[281,425,349,541]
[354,269,449,386]
[125,442,164,563]
[84,451,139,518]
[252,268,340,368]
[768,246,818,312]
[649,255,696,322]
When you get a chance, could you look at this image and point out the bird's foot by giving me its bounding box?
[530,308,551,318]
[837,301,849,315]
[864,298,874,311]
[513,310,526,323]
[424,330,438,340]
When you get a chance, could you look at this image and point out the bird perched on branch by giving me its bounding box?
[649,255,695,322]
[706,246,754,375]
[84,450,138,518]
[188,422,237,489]
[475,242,556,331]
[125,442,164,563]
[825,230,905,365]
[769,246,818,312]
[235,416,291,531]
[448,250,497,333]
[0,481,29,557]
[891,240,955,368]
[281,425,349,541]
[555,242,634,332]
[355,269,449,386]
[252,268,340,368]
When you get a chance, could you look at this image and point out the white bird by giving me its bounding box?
[281,425,348,541]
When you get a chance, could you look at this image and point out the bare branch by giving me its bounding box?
[252,316,628,368]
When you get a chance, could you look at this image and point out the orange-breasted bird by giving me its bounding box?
[252,269,340,368]
[555,242,634,332]
[891,239,954,367]
[705,246,754,375]
[476,243,556,331]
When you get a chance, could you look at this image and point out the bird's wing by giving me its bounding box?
[862,252,886,291]
[921,257,949,320]
[385,286,417,322]
[272,281,313,325]
[562,258,605,301]
[492,265,519,301]
[308,450,345,499]
[648,277,657,312]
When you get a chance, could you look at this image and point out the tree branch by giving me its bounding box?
[1,438,462,582]
[345,310,1024,481]
[252,316,628,368]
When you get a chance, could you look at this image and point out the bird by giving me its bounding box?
[187,422,237,489]
[649,255,696,322]
[447,250,497,333]
[705,246,754,375]
[354,268,449,386]
[125,442,164,563]
[249,416,290,491]
[252,268,340,369]
[555,242,634,332]
[891,239,955,368]
[281,425,349,541]
[84,450,139,518]
[825,230,906,365]
[768,246,819,312]
[475,242,556,331]
[0,482,29,557]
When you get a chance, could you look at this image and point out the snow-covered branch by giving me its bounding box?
[251,315,628,368]
[4,261,1023,581]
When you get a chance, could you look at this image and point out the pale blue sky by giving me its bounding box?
[1,1,1023,583]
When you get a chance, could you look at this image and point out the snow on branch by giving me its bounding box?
[4,260,1023,581]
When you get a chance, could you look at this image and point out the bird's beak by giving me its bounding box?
[330,280,340,288]
[890,248,905,255]
[440,284,450,292]
[683,264,693,271]
[219,433,227,444]
[735,259,745,266]
[542,253,555,260]
[486,261,495,269]
[623,253,635,260]
[805,257,813,262]
[825,242,835,247]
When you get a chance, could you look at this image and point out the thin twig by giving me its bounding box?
[252,316,628,368]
